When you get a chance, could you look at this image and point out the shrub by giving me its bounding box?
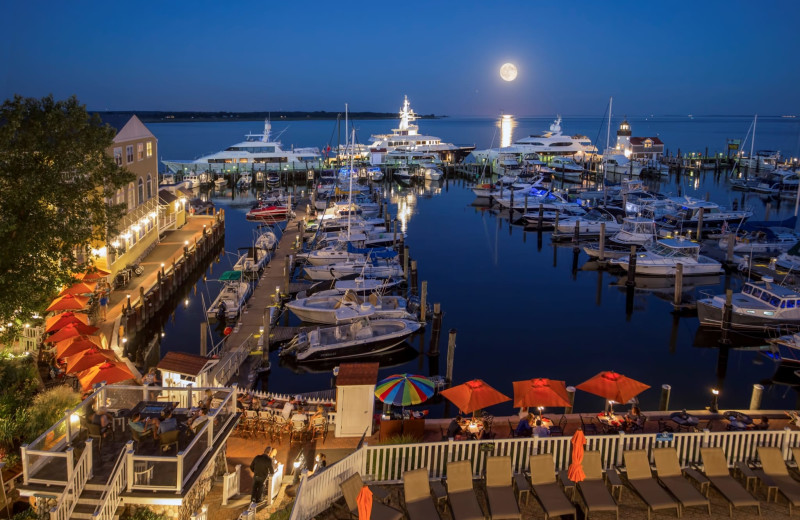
[130,508,168,520]
[23,385,81,443]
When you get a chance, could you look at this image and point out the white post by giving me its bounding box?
[126,443,135,492]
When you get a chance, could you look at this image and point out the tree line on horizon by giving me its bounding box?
[92,110,442,122]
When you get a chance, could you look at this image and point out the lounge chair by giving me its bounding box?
[340,473,403,520]
[576,451,619,520]
[528,454,576,520]
[445,460,486,520]
[758,447,800,514]
[652,447,710,515]
[698,447,761,516]
[484,456,522,520]
[403,468,442,519]
[622,450,679,520]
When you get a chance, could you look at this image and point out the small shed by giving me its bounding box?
[335,362,379,438]
[156,352,218,388]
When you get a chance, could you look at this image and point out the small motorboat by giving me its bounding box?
[697,279,800,330]
[246,204,291,221]
[233,247,270,274]
[285,290,413,324]
[206,271,251,322]
[368,167,384,182]
[610,238,723,276]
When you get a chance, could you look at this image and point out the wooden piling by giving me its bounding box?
[750,384,764,410]
[403,247,410,281]
[393,219,398,248]
[538,203,544,229]
[420,281,428,324]
[696,208,704,239]
[200,323,208,357]
[554,209,560,233]
[565,386,576,414]
[572,220,581,251]
[599,223,606,261]
[626,245,637,287]
[445,329,457,385]
[659,384,671,411]
[410,260,418,296]
[726,234,735,263]
[524,193,528,214]
[673,262,684,307]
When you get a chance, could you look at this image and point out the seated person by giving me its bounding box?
[129,413,159,439]
[515,414,534,437]
[142,368,158,386]
[307,453,327,476]
[202,389,214,409]
[281,399,295,420]
[753,417,769,430]
[187,408,209,433]
[91,407,112,438]
[309,405,325,424]
[158,410,178,435]
[533,419,550,437]
[625,405,645,430]
[446,415,465,439]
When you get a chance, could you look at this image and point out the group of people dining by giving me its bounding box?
[446,414,492,440]
[237,392,330,427]
[514,413,553,437]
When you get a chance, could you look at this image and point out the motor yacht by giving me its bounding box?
[697,279,800,330]
[610,238,723,276]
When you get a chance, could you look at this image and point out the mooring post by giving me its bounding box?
[673,262,684,307]
[659,384,671,411]
[696,208,704,239]
[445,329,457,385]
[393,219,398,248]
[403,246,410,281]
[626,245,637,287]
[524,193,529,214]
[554,209,560,234]
[538,203,544,229]
[572,220,581,251]
[199,323,208,357]
[565,386,576,414]
[765,201,772,221]
[750,384,764,410]
[420,281,428,324]
[726,233,735,263]
[428,303,441,354]
[599,222,606,262]
[409,260,418,296]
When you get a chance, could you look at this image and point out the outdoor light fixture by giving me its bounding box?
[709,388,720,413]
[122,337,127,343]
[184,240,189,246]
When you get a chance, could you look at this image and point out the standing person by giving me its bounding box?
[98,282,109,319]
[250,446,276,503]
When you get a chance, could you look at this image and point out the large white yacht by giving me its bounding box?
[369,96,474,164]
[162,120,321,174]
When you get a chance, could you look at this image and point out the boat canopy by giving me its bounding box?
[220,271,243,281]
[346,243,398,259]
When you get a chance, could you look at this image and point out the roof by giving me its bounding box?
[336,362,379,386]
[630,136,664,146]
[158,189,179,204]
[157,352,215,377]
[113,115,155,143]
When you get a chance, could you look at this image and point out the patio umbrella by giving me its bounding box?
[45,311,89,333]
[79,267,110,282]
[44,322,99,343]
[356,485,372,520]
[45,294,89,312]
[567,429,586,482]
[576,371,650,404]
[55,335,104,359]
[512,378,571,408]
[78,361,134,390]
[374,374,435,407]
[439,379,511,415]
[58,281,97,296]
[65,348,117,374]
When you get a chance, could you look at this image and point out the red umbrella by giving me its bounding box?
[55,335,104,359]
[512,378,571,408]
[46,294,89,312]
[78,361,134,391]
[439,379,511,415]
[567,429,586,482]
[65,348,117,374]
[44,322,99,343]
[45,312,89,333]
[79,267,110,282]
[576,371,650,404]
[59,281,97,296]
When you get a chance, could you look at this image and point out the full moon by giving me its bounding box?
[500,63,518,82]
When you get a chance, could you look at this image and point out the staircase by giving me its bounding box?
[69,484,120,519]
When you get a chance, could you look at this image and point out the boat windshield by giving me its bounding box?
[650,242,698,258]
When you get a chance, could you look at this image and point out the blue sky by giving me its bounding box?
[3,0,799,116]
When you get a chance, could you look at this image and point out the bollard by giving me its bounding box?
[659,384,671,411]
[599,223,606,261]
[445,329,457,385]
[420,281,428,324]
[626,245,637,287]
[565,386,576,414]
[750,384,764,410]
[673,263,684,307]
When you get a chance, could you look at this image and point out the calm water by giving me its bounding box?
[142,116,800,417]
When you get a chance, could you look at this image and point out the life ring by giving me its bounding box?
[223,326,233,336]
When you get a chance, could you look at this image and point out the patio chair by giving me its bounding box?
[290,419,307,445]
[658,419,674,433]
[257,411,273,438]
[580,416,598,435]
[694,419,713,432]
[652,448,710,516]
[403,468,442,519]
[593,416,611,434]
[86,422,105,453]
[445,460,485,520]
[628,415,647,434]
[484,456,522,519]
[528,454,576,520]
[130,427,154,450]
[576,451,619,520]
[271,415,290,444]
[622,450,679,520]
[310,416,327,443]
[548,415,567,436]
[758,447,800,514]
[698,447,761,516]
[340,473,403,520]
[159,429,179,454]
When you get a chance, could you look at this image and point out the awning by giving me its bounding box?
[219,271,243,281]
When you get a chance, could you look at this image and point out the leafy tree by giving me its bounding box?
[0,95,133,338]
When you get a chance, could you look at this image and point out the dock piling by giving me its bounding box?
[393,219,398,248]
[445,329,457,385]
[673,262,684,307]
[524,193,528,214]
[403,247,410,281]
[599,223,606,261]
[696,208,704,239]
[200,323,208,357]
[410,260,418,296]
[428,304,441,355]
[565,386,576,414]
[538,204,544,229]
[659,384,671,411]
[420,281,428,324]
[572,220,580,251]
[726,234,735,263]
[750,384,764,410]
[626,246,637,287]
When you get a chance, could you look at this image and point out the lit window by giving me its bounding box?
[126,145,134,163]
[137,143,144,160]
[146,141,153,157]
[113,147,122,166]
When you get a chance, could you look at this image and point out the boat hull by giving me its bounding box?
[697,298,800,330]
[294,326,418,362]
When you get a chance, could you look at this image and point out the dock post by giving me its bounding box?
[524,193,528,214]
[659,384,671,411]
[538,203,544,229]
[410,260,418,296]
[564,386,576,414]
[284,255,292,293]
[696,208,704,239]
[420,281,428,324]
[393,219,398,248]
[403,247,410,281]
[385,208,390,230]
[445,329,457,385]
[554,209,560,234]
[599,223,606,262]
[428,303,442,354]
[510,187,514,212]
[673,262,684,307]
[765,202,771,221]
[720,289,733,346]
[200,323,207,357]
[749,384,764,410]
[572,220,581,251]
[625,245,637,287]
[726,234,735,263]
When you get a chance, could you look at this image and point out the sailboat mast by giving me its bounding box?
[750,114,757,166]
[603,97,612,205]
[346,104,352,241]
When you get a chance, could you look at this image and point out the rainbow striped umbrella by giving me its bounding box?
[374,374,435,406]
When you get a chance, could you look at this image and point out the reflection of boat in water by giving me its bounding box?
[611,274,722,291]
[692,327,773,349]
[278,342,419,374]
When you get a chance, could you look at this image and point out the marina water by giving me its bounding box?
[147,115,800,417]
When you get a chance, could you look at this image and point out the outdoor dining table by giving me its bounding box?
[724,411,752,430]
[597,412,624,429]
[670,411,699,429]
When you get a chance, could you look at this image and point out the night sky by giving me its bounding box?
[3,0,799,116]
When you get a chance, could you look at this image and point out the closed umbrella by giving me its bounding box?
[55,335,104,359]
[374,374,435,407]
[79,267,110,282]
[78,361,134,391]
[59,281,97,296]
[356,485,372,520]
[46,294,89,312]
[45,312,89,333]
[65,348,117,374]
[439,379,510,415]
[567,429,586,482]
[512,378,571,408]
[576,371,650,405]
[44,322,99,343]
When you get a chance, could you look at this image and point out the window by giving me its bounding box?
[126,145,134,163]
[761,292,771,303]
[146,141,153,157]
[146,174,152,199]
[137,143,144,160]
[788,300,796,309]
[116,189,124,205]
[137,179,144,205]
[752,289,762,299]
[113,147,122,166]
[644,140,653,149]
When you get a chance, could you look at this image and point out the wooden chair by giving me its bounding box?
[290,419,307,445]
[159,429,179,454]
[580,416,598,435]
[87,422,104,453]
[310,416,327,443]
[130,426,154,450]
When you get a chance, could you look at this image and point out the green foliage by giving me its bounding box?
[0,94,133,338]
[129,508,168,520]
[23,385,81,442]
[0,355,39,459]
[11,507,37,520]
[377,433,419,445]
[268,502,294,520]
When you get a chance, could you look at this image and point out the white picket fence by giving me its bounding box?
[288,427,800,520]
[222,464,242,506]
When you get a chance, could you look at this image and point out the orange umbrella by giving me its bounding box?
[512,378,571,408]
[356,485,372,520]
[59,281,97,296]
[55,335,104,359]
[567,429,586,482]
[576,371,650,404]
[79,267,110,281]
[46,294,89,312]
[439,379,511,415]
[78,361,134,390]
[44,322,99,343]
[45,312,89,333]
[65,348,117,374]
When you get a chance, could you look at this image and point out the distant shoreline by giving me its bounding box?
[93,110,442,123]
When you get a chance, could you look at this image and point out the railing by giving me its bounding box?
[190,506,209,520]
[288,448,366,520]
[181,422,211,489]
[49,440,92,520]
[210,334,254,386]
[92,442,131,520]
[222,464,242,506]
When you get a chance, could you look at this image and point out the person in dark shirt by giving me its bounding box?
[447,416,465,439]
[515,414,533,437]
[250,446,276,503]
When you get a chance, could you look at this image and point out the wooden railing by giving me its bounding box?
[91,442,131,520]
[48,440,92,520]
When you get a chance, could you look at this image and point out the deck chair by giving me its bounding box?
[699,447,761,516]
[484,456,522,520]
[622,450,679,520]
[159,429,179,454]
[576,451,619,520]
[758,447,800,514]
[529,454,576,520]
[403,468,442,519]
[652,448,711,516]
[340,473,403,520]
[445,461,485,520]
[548,415,567,436]
[580,416,598,435]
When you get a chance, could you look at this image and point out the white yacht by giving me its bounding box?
[554,208,622,237]
[511,116,596,160]
[582,217,656,259]
[602,151,643,176]
[697,279,800,330]
[658,198,753,235]
[718,228,800,256]
[368,96,473,164]
[610,238,723,276]
[285,291,414,325]
[162,120,321,174]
